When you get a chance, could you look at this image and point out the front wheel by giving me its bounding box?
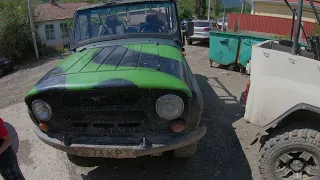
[173,142,198,158]
[260,129,320,180]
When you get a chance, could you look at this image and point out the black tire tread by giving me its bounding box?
[260,128,320,180]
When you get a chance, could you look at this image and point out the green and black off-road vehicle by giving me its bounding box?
[25,0,206,160]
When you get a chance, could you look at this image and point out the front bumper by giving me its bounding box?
[35,126,207,158]
[187,35,209,42]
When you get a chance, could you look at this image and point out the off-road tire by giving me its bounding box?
[67,153,96,167]
[173,142,198,158]
[187,41,192,45]
[260,129,320,180]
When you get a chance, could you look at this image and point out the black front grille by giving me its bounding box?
[38,89,188,136]
[61,89,140,106]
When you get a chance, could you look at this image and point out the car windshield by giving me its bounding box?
[73,2,177,42]
[218,18,227,23]
[193,22,209,27]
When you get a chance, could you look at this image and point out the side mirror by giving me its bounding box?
[186,22,194,37]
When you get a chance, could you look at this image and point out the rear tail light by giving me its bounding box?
[204,27,210,31]
[243,80,251,104]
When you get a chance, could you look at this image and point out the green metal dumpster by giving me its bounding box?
[239,34,271,68]
[209,31,241,66]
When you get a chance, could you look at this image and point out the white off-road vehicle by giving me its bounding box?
[240,0,320,179]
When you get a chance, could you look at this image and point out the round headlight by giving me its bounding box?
[31,100,52,121]
[156,94,184,120]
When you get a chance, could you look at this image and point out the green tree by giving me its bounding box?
[195,0,206,18]
[177,0,195,21]
[213,0,220,17]
[0,0,37,63]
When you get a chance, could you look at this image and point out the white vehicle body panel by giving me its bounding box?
[244,40,320,127]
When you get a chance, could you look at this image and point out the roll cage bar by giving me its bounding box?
[285,0,320,54]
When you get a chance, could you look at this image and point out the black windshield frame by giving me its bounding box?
[70,1,182,50]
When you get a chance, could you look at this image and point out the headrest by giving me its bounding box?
[105,15,121,27]
[145,13,159,23]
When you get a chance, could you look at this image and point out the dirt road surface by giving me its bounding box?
[0,43,260,180]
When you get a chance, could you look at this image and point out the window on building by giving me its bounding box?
[45,24,55,40]
[60,23,69,38]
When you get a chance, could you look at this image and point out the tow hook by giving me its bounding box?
[63,134,73,146]
[140,136,151,148]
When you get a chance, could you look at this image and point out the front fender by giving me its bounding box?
[250,103,320,145]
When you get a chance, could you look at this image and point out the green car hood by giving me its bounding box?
[26,43,191,98]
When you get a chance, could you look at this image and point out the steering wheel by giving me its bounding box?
[140,23,164,33]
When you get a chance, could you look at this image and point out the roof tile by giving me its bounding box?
[35,2,89,21]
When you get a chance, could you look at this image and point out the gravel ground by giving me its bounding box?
[0,43,260,180]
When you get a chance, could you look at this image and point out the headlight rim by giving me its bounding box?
[156,94,184,120]
[31,100,52,121]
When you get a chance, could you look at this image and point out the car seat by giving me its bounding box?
[140,13,163,32]
[105,15,124,35]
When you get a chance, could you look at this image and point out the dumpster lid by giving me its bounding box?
[240,33,274,40]
[209,31,241,36]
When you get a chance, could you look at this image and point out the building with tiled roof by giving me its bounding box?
[35,0,88,47]
[249,0,320,23]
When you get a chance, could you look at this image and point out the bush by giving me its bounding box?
[39,44,64,57]
[0,0,38,64]
[177,0,195,21]
[310,24,320,36]
[272,34,290,40]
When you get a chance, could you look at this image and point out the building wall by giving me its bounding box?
[254,2,318,23]
[38,20,71,47]
[228,13,315,40]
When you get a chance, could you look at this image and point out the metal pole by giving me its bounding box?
[309,0,320,24]
[290,9,295,41]
[222,4,226,31]
[208,0,211,20]
[241,0,244,14]
[28,0,39,59]
[291,0,303,55]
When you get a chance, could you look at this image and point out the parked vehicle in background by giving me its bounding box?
[186,19,217,45]
[25,0,206,163]
[181,18,194,30]
[217,17,228,28]
[0,57,14,77]
[240,0,320,179]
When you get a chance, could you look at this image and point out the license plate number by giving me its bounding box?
[76,148,137,158]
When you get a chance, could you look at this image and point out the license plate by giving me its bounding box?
[75,148,137,158]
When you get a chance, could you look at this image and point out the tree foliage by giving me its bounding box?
[0,0,37,63]
[195,0,206,18]
[213,0,220,17]
[177,0,195,21]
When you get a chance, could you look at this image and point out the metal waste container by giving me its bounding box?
[209,31,241,66]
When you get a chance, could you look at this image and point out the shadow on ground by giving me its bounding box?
[78,74,251,180]
[13,54,68,72]
[189,41,209,48]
